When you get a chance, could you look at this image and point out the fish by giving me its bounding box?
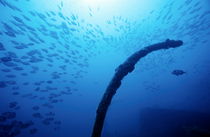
[21,120,34,128]
[1,57,12,62]
[9,102,18,108]
[172,69,186,76]
[32,106,40,111]
[42,117,54,125]
[12,92,19,95]
[1,68,11,72]
[0,42,5,50]
[32,113,43,119]
[2,112,16,119]
[30,128,38,134]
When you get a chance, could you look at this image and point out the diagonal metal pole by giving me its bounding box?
[91,39,183,137]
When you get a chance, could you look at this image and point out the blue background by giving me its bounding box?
[0,0,210,137]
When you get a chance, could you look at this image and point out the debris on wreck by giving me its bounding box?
[91,39,184,137]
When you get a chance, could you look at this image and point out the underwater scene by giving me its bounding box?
[0,0,210,137]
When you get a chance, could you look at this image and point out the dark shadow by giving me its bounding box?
[139,108,210,137]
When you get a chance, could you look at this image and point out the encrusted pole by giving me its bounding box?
[91,39,183,137]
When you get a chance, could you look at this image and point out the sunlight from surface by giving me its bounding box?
[62,0,163,19]
[81,0,117,7]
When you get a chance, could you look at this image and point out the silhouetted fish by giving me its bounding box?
[30,128,38,134]
[32,113,43,119]
[2,112,16,119]
[1,57,12,62]
[0,42,5,50]
[9,101,18,108]
[32,106,40,111]
[172,69,186,76]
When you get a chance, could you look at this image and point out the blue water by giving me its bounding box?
[0,0,210,137]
